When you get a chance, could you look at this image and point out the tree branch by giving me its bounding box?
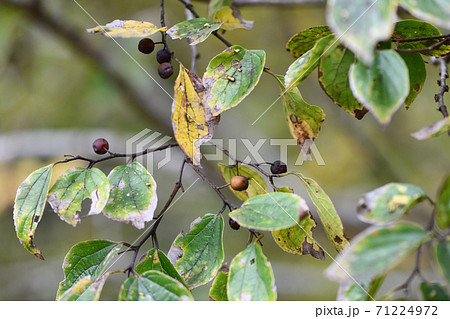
[232,0,324,5]
[431,54,449,119]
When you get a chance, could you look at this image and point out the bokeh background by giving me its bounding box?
[0,0,448,300]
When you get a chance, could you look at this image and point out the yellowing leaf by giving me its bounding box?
[172,63,219,165]
[87,20,166,38]
[213,7,254,31]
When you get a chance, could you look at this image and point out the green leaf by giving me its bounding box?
[326,0,397,64]
[209,271,229,301]
[166,18,222,46]
[103,162,157,229]
[229,192,308,231]
[436,174,450,230]
[398,49,426,107]
[213,7,254,31]
[291,173,349,252]
[217,163,268,201]
[272,74,325,149]
[435,240,450,282]
[228,242,276,301]
[411,117,450,140]
[119,270,194,301]
[393,20,450,57]
[58,273,111,301]
[357,183,428,225]
[135,248,188,288]
[87,19,166,38]
[285,35,334,90]
[420,282,449,301]
[399,0,450,30]
[57,240,121,299]
[203,45,266,116]
[325,223,429,282]
[286,26,333,58]
[318,43,366,119]
[175,214,224,288]
[47,167,109,226]
[349,50,410,125]
[13,164,53,259]
[272,212,324,260]
[208,0,233,18]
[339,276,384,301]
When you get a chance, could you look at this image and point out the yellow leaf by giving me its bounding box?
[213,7,254,31]
[87,20,167,38]
[172,63,219,165]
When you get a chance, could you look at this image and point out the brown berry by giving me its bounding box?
[271,160,287,174]
[230,176,249,191]
[93,138,109,154]
[138,38,155,54]
[158,62,174,79]
[156,49,171,64]
[229,218,240,230]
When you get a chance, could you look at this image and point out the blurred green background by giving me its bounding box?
[0,0,448,300]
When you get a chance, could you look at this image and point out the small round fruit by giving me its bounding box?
[270,160,287,174]
[156,49,171,64]
[158,62,174,79]
[230,175,249,191]
[93,138,109,154]
[138,38,155,54]
[229,218,240,230]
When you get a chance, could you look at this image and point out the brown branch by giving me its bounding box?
[392,33,450,43]
[1,0,173,135]
[395,37,450,54]
[432,55,449,119]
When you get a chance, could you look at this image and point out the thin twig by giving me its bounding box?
[432,55,449,119]
[395,37,450,54]
[392,33,450,43]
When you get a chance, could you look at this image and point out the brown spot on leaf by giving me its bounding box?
[354,108,368,120]
[334,235,343,244]
[414,83,420,92]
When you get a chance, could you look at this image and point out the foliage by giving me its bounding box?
[10,0,450,301]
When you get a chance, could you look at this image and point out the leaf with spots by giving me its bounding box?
[271,74,325,157]
[209,270,229,301]
[102,162,157,229]
[56,240,121,299]
[272,212,324,260]
[398,48,426,108]
[393,20,450,57]
[286,26,333,58]
[175,214,224,288]
[291,173,349,252]
[166,18,223,46]
[213,6,254,31]
[420,282,449,301]
[135,248,188,288]
[217,163,268,201]
[357,183,428,225]
[338,276,384,301]
[284,35,334,90]
[203,45,266,116]
[228,242,276,301]
[87,19,166,38]
[325,223,429,282]
[318,42,367,119]
[13,164,54,259]
[47,167,110,227]
[58,272,111,301]
[172,62,219,165]
[229,192,308,231]
[119,270,194,301]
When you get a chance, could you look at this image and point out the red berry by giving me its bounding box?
[138,38,155,54]
[158,62,174,79]
[230,176,249,191]
[271,160,287,174]
[156,49,171,64]
[229,218,240,230]
[93,138,109,154]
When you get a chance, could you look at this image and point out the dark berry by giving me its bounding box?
[93,138,109,155]
[229,218,240,230]
[158,62,174,79]
[271,160,287,174]
[156,49,171,64]
[230,176,249,191]
[138,38,155,54]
